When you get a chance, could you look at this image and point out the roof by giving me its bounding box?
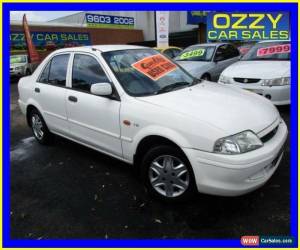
[189,42,230,47]
[52,44,149,53]
[258,40,290,43]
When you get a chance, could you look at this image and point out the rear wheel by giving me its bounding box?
[141,145,196,201]
[29,108,53,144]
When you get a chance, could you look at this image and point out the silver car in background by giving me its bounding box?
[175,43,240,82]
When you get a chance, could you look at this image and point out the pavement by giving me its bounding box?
[10,81,290,239]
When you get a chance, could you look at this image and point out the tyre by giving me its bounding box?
[29,108,53,145]
[201,74,211,81]
[141,145,196,201]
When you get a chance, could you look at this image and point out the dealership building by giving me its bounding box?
[10,11,207,58]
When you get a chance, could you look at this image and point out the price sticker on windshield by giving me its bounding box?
[180,48,205,60]
[257,44,290,57]
[131,54,177,81]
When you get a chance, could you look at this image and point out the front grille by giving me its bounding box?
[260,126,279,143]
[234,78,260,83]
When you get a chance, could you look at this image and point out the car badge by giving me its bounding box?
[243,78,248,83]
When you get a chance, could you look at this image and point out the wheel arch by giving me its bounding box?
[201,72,211,80]
[133,133,190,169]
[25,100,43,127]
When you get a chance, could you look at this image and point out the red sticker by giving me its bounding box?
[131,54,177,81]
[257,44,290,57]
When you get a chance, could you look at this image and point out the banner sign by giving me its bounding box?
[85,13,134,29]
[23,14,40,63]
[132,54,177,81]
[156,11,169,48]
[187,11,208,24]
[10,31,91,52]
[207,12,290,41]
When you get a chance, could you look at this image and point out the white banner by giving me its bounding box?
[156,11,169,48]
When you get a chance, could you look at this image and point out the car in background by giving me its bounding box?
[154,46,182,58]
[18,45,287,201]
[174,43,240,81]
[218,40,290,105]
[10,54,37,78]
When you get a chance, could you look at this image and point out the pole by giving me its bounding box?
[154,11,157,46]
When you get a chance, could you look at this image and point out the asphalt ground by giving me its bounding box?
[10,80,290,239]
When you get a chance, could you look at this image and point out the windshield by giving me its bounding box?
[241,41,290,61]
[174,46,215,62]
[10,55,27,64]
[102,49,196,97]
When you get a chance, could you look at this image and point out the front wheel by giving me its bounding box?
[29,108,53,144]
[141,145,196,201]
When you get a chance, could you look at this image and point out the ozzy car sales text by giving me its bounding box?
[207,12,289,40]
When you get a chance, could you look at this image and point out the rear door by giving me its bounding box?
[35,53,70,135]
[66,53,122,158]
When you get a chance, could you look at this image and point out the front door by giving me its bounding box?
[66,53,122,157]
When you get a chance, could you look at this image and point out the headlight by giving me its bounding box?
[15,66,24,71]
[214,130,263,154]
[261,77,290,86]
[218,75,231,84]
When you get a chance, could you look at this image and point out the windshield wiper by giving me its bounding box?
[155,81,191,94]
[191,78,202,85]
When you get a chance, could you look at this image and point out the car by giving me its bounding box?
[154,46,182,58]
[10,54,37,78]
[174,43,240,81]
[218,40,290,105]
[18,45,287,201]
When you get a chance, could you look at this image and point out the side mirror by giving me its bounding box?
[91,82,112,96]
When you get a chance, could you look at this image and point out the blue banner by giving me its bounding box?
[10,31,91,52]
[187,11,207,24]
[85,13,134,29]
[207,12,290,41]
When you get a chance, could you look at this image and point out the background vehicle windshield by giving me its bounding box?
[242,41,290,61]
[103,49,195,97]
[175,46,215,62]
[10,55,27,64]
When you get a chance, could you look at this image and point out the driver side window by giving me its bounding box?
[72,54,109,92]
[214,45,227,61]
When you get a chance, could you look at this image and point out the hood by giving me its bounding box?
[137,81,279,136]
[176,61,212,77]
[10,62,27,68]
[222,60,290,79]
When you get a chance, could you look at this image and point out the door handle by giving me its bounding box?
[68,96,78,102]
[34,87,40,93]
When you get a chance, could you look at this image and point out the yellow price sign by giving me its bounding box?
[180,49,205,60]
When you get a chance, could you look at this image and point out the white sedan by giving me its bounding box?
[219,40,290,105]
[18,45,287,201]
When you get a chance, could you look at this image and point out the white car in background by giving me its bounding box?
[175,43,240,81]
[10,54,38,78]
[18,45,287,201]
[219,40,290,105]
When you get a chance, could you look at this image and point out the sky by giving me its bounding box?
[10,11,81,22]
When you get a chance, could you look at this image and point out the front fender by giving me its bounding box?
[122,125,192,163]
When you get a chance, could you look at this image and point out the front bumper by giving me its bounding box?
[219,80,290,105]
[10,68,25,77]
[184,119,288,196]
